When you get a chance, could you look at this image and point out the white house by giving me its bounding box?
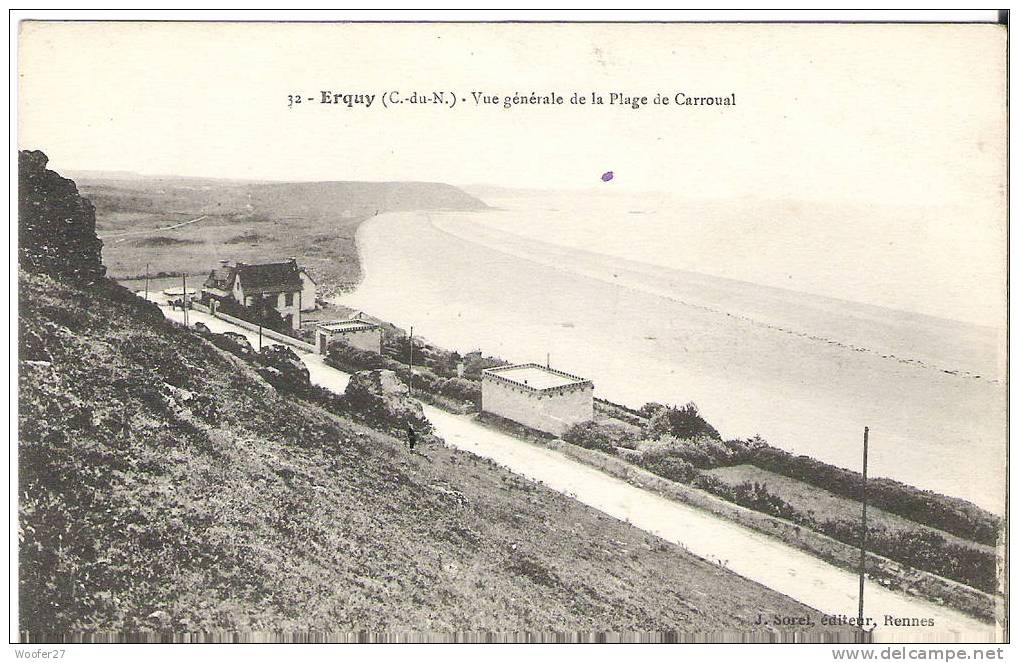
[299,268,318,312]
[481,363,594,436]
[315,319,384,355]
[202,259,305,330]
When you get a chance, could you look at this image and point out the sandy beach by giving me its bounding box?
[337,206,1006,515]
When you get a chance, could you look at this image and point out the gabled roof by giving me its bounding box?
[204,265,236,290]
[235,260,303,295]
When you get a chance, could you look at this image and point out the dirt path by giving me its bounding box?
[101,214,209,241]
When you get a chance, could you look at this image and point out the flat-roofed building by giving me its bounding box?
[481,363,594,436]
[315,319,383,355]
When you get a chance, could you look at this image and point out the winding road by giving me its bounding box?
[158,301,1001,643]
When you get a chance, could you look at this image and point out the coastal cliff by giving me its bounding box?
[19,150,105,282]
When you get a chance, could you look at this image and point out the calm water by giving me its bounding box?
[337,193,1006,514]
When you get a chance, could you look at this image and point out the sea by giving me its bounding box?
[336,190,1007,515]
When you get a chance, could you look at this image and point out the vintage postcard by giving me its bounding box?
[11,13,1010,652]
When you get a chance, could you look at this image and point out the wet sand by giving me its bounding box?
[338,211,1006,514]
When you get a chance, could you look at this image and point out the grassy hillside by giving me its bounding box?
[78,177,487,295]
[18,270,828,637]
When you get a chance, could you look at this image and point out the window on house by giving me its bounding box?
[285,293,294,307]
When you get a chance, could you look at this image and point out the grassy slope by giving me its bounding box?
[18,270,826,635]
[80,178,487,295]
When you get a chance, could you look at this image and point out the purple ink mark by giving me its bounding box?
[601,171,614,182]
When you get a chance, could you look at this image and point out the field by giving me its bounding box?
[18,269,831,636]
[702,465,994,557]
[78,176,488,296]
[100,212,365,292]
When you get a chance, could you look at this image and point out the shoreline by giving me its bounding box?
[328,212,1002,503]
[333,209,1005,515]
[427,212,1003,385]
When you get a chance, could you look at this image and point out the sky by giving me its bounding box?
[17,21,1007,327]
[18,22,1006,206]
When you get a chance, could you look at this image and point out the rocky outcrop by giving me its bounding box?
[256,344,311,391]
[19,150,105,282]
[343,369,430,432]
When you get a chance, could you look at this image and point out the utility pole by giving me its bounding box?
[858,426,869,627]
[546,352,550,368]
[255,297,263,351]
[144,262,149,302]
[408,326,414,395]
[182,273,188,327]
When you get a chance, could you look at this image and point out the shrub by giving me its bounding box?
[212,295,292,335]
[562,422,625,454]
[636,453,699,484]
[639,402,667,419]
[325,341,387,372]
[433,376,481,406]
[694,476,800,522]
[340,370,432,434]
[328,339,491,412]
[204,332,252,359]
[408,367,441,393]
[816,519,998,594]
[633,434,747,469]
[257,344,310,392]
[644,402,721,441]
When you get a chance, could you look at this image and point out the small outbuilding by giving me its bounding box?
[315,319,384,355]
[481,363,594,436]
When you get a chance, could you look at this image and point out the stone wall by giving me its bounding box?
[216,310,317,353]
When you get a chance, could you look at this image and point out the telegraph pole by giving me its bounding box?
[182,273,189,327]
[144,262,149,302]
[858,426,869,627]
